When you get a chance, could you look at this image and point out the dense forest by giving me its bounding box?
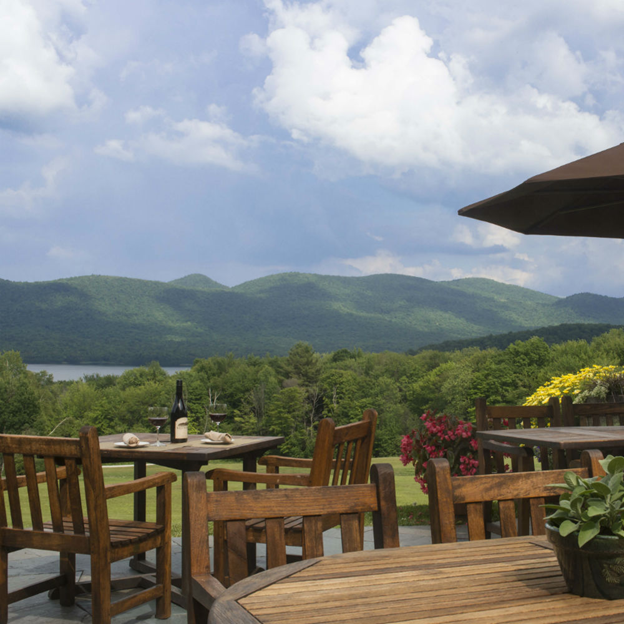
[2,273,624,364]
[4,327,624,458]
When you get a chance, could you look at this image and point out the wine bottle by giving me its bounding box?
[170,380,188,443]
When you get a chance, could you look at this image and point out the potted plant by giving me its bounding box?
[545,455,624,599]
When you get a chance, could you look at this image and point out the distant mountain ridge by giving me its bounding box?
[1,272,622,365]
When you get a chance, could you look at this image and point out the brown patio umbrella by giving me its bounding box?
[458,142,624,238]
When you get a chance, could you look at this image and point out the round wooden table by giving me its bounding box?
[208,536,624,623]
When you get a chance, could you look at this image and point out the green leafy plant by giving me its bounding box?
[545,455,624,547]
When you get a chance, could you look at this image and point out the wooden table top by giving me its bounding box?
[476,426,624,450]
[209,536,624,624]
[98,433,284,467]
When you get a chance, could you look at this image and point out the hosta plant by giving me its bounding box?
[545,455,624,547]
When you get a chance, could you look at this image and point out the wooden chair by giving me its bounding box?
[475,397,564,474]
[0,426,176,624]
[183,463,399,624]
[562,394,624,427]
[427,448,605,543]
[206,409,377,582]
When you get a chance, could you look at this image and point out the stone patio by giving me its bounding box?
[7,526,464,622]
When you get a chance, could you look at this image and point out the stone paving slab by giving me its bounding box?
[7,526,450,622]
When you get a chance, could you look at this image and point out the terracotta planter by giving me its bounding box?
[546,522,624,600]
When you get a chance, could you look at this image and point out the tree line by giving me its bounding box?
[3,328,624,458]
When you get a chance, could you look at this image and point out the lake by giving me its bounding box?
[27,363,191,381]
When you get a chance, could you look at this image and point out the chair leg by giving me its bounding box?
[0,548,8,624]
[59,552,76,606]
[192,599,209,624]
[90,555,112,624]
[156,541,171,619]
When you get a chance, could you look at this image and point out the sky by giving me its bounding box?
[2,0,624,298]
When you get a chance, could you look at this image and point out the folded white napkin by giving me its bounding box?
[204,431,233,443]
[122,433,141,447]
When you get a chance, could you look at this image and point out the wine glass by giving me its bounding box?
[206,403,227,433]
[148,406,169,446]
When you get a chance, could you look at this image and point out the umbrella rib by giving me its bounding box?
[525,198,624,234]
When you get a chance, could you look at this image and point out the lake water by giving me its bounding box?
[27,364,191,381]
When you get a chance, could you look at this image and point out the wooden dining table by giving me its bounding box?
[477,426,624,468]
[98,432,284,609]
[208,536,624,623]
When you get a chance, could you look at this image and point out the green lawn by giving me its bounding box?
[14,457,426,537]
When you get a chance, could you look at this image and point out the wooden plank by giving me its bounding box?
[206,485,378,521]
[3,454,22,529]
[0,435,81,457]
[265,518,287,569]
[44,457,64,533]
[23,455,43,531]
[301,516,323,559]
[226,520,249,585]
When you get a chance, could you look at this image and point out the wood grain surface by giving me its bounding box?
[476,426,624,450]
[210,536,624,624]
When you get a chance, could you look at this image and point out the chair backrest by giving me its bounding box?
[0,426,108,554]
[308,409,377,487]
[562,394,624,426]
[427,449,605,543]
[475,397,561,471]
[184,463,399,587]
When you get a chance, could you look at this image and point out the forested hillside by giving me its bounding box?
[1,273,623,365]
[4,328,624,459]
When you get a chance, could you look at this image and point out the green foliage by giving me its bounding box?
[7,325,624,468]
[2,274,624,365]
[545,456,624,547]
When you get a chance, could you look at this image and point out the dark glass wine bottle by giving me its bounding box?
[170,380,188,443]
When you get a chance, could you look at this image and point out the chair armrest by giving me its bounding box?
[482,440,533,457]
[206,468,310,487]
[258,455,314,469]
[191,574,226,611]
[105,471,177,499]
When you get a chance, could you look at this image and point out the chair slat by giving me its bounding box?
[349,439,363,485]
[522,417,531,429]
[301,515,323,559]
[498,500,518,537]
[0,476,7,527]
[23,455,43,531]
[226,520,249,585]
[607,415,614,426]
[466,503,486,540]
[44,457,65,533]
[332,443,344,486]
[339,513,361,552]
[265,518,287,569]
[530,497,546,535]
[3,454,23,529]
[65,459,85,535]
[340,441,354,485]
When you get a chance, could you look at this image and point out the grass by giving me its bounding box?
[13,457,427,537]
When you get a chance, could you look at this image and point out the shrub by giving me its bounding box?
[399,410,478,494]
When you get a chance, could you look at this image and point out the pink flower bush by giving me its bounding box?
[400,410,479,494]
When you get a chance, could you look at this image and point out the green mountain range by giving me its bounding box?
[1,273,623,365]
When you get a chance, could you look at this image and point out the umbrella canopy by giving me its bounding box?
[459,142,624,238]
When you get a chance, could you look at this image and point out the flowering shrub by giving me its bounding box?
[400,410,479,494]
[524,365,624,406]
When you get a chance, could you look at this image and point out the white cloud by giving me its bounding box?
[0,0,78,122]
[99,111,259,172]
[125,106,165,125]
[251,1,624,180]
[0,157,68,216]
[140,119,257,172]
[47,245,81,260]
[94,140,134,162]
[452,223,522,249]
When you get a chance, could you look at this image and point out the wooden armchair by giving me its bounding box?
[0,426,176,624]
[184,463,399,624]
[475,397,563,473]
[427,448,604,543]
[206,409,377,582]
